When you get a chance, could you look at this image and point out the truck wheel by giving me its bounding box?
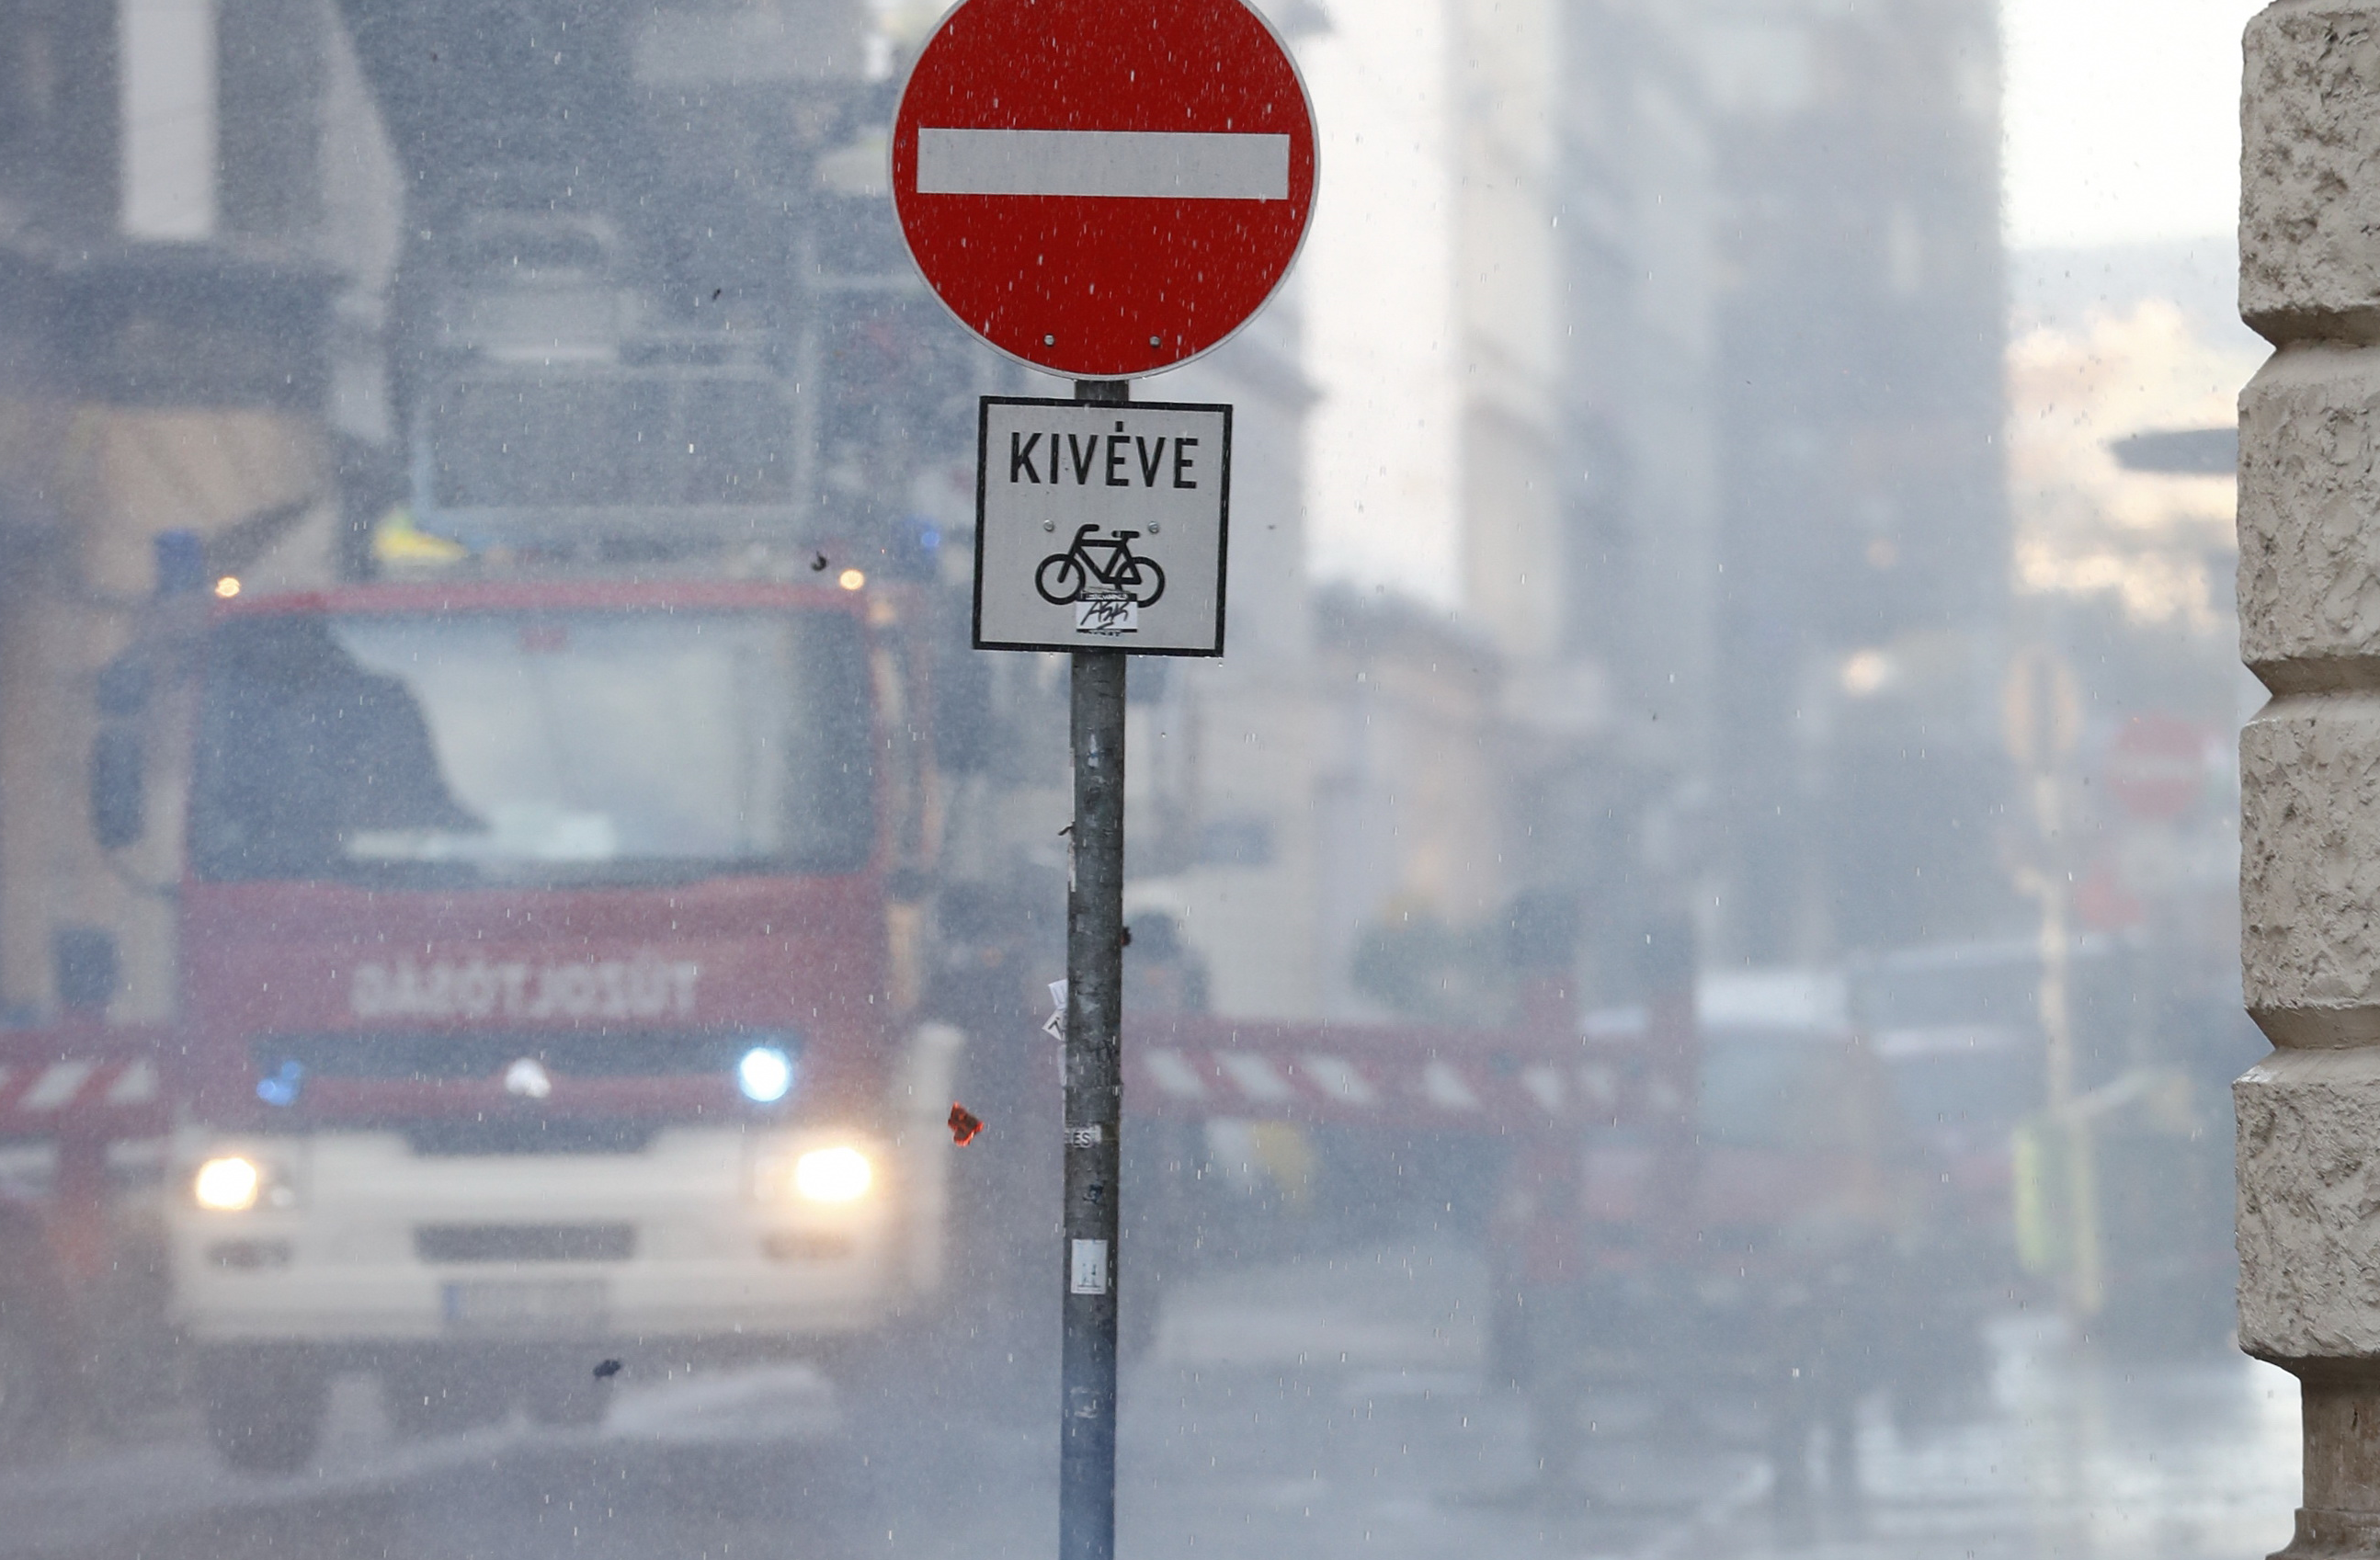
[0,1312,58,1461]
[195,1348,327,1475]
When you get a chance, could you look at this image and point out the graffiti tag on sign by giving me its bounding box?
[1076,596,1138,636]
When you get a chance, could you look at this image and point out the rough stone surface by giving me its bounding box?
[2243,3,2380,345]
[2242,347,2380,686]
[2238,1046,2380,1359]
[2243,691,2380,1044]
[2237,1,2380,343]
[2234,11,2380,1549]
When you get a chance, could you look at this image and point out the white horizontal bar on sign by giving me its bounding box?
[916,128,1291,200]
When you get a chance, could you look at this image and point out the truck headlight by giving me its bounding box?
[193,1156,262,1212]
[192,1153,297,1212]
[792,1146,873,1204]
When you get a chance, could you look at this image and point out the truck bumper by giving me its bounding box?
[167,1123,926,1349]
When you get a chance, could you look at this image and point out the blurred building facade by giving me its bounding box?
[1258,0,2013,1014]
[0,0,369,1020]
[0,0,2015,1033]
[1120,289,1332,1021]
[1691,0,2009,964]
[1305,0,2011,1005]
[1529,0,2012,984]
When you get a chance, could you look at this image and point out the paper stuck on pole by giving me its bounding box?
[1070,1238,1110,1295]
[1044,980,1067,1041]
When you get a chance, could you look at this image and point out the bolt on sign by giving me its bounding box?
[891,0,1319,380]
[974,398,1231,655]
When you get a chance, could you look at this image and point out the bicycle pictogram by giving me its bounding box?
[1034,524,1167,609]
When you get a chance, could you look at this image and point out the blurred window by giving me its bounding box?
[425,370,795,514]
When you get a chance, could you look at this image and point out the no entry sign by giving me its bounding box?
[892,0,1318,379]
[2107,713,2213,823]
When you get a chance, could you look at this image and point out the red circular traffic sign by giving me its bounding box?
[892,0,1318,380]
[2106,713,2213,823]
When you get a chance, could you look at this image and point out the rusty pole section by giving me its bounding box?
[2235,8,2380,1555]
[1060,375,1129,1560]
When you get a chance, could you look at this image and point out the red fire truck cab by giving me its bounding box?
[154,576,957,1469]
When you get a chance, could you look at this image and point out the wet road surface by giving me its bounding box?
[0,1244,2298,1560]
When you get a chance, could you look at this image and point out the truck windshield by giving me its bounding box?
[189,609,872,886]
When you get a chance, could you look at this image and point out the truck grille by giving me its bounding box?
[402,1119,661,1156]
[251,1031,768,1082]
[416,1224,636,1263]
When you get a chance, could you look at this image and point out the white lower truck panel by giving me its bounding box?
[169,1124,913,1346]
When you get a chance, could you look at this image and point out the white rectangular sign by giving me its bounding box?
[973,397,1231,656]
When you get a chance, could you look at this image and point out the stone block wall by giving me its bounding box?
[2237,5,2380,1554]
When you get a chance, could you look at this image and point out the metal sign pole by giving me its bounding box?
[1061,375,1129,1560]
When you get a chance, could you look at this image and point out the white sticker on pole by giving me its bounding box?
[973,396,1232,657]
[1070,1238,1110,1295]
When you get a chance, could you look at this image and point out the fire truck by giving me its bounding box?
[140,574,963,1470]
[0,115,997,1462]
[0,573,967,1475]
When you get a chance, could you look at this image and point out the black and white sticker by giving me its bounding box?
[1069,1238,1110,1295]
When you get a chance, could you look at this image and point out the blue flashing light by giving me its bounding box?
[736,1045,796,1104]
[256,1060,304,1108]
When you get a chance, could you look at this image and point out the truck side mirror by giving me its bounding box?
[91,728,146,849]
[96,655,151,718]
[934,652,992,775]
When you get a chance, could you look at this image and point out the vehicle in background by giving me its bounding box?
[1851,937,2242,1351]
[108,577,960,1471]
[0,14,1010,1477]
[1850,940,2055,1264]
[1869,1021,2036,1303]
[71,199,975,1472]
[1489,970,1976,1519]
